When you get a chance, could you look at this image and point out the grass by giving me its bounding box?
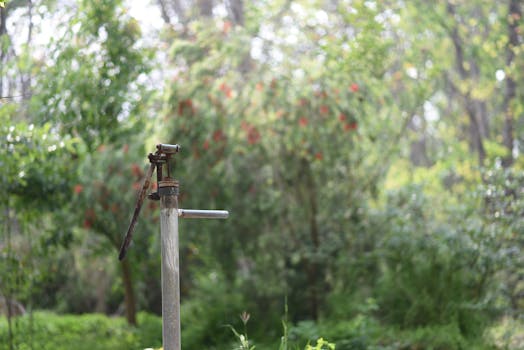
[0,311,162,350]
[1,311,522,350]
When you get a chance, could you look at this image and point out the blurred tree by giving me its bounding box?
[156,0,417,325]
[392,0,523,167]
[502,0,522,167]
[70,143,161,325]
[1,0,152,327]
[30,0,152,325]
[1,0,523,347]
[0,112,78,349]
[33,0,151,151]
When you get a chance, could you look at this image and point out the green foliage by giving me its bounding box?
[32,0,151,151]
[0,112,80,325]
[488,317,524,350]
[0,312,162,350]
[378,323,497,350]
[229,326,256,350]
[159,0,414,326]
[0,0,154,334]
[1,0,524,349]
[375,186,499,335]
[0,113,78,209]
[181,269,247,348]
[71,143,156,249]
[482,166,524,313]
[305,338,335,350]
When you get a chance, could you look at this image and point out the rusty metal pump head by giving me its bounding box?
[118,144,180,260]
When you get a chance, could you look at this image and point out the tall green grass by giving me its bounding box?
[0,311,162,350]
[2,311,520,350]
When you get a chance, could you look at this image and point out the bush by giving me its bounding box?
[0,311,161,350]
[374,187,498,336]
[180,270,247,349]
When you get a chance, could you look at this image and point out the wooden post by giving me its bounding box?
[159,180,181,350]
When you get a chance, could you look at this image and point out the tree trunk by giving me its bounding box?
[171,0,186,25]
[446,1,486,166]
[120,258,137,326]
[156,0,172,24]
[227,0,244,25]
[20,0,33,109]
[302,158,319,320]
[502,0,521,167]
[466,102,487,165]
[197,0,213,17]
[4,198,14,350]
[0,5,7,98]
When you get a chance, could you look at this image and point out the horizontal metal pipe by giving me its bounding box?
[157,144,181,154]
[177,209,229,219]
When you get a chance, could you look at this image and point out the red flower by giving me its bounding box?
[241,120,250,131]
[84,209,96,226]
[219,83,233,98]
[319,105,329,115]
[242,121,261,145]
[213,129,226,142]
[83,219,92,229]
[350,83,359,92]
[314,91,327,98]
[203,140,210,150]
[344,122,358,131]
[178,99,194,115]
[299,117,308,127]
[223,20,232,33]
[131,163,143,177]
[315,152,323,160]
[74,184,83,194]
[247,127,261,145]
[338,113,347,122]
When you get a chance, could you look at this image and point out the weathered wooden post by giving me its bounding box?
[158,176,181,350]
[118,144,228,350]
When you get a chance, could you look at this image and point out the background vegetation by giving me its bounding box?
[0,0,523,349]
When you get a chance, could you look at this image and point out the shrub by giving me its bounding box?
[0,311,161,350]
[375,187,498,336]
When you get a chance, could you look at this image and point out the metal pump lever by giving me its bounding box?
[118,162,155,260]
